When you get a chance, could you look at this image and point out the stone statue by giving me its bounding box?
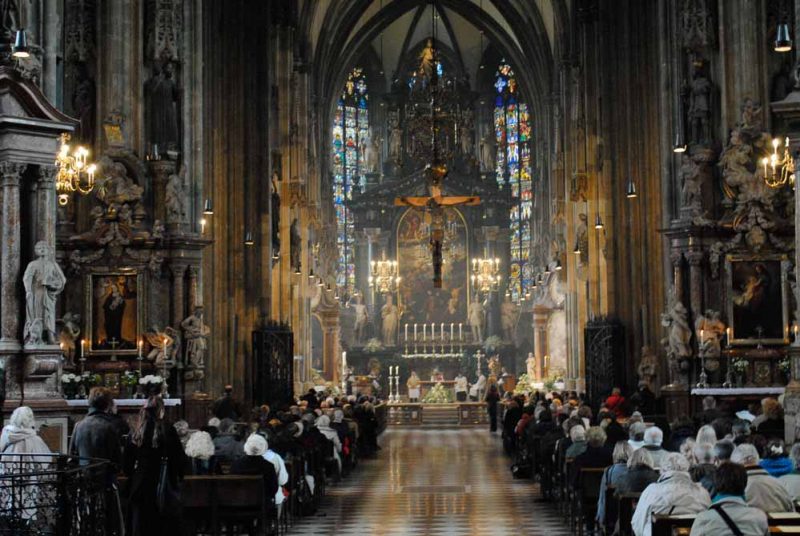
[500,295,519,341]
[695,309,725,359]
[290,218,301,272]
[96,158,144,207]
[352,294,368,343]
[637,345,658,389]
[526,352,537,379]
[71,61,96,146]
[380,294,398,346]
[687,61,712,145]
[680,154,702,210]
[661,298,692,385]
[57,313,81,368]
[739,98,762,130]
[459,123,472,155]
[23,241,67,346]
[468,296,485,342]
[165,164,187,223]
[181,307,210,369]
[480,132,496,172]
[146,61,180,150]
[0,0,19,40]
[389,125,403,162]
[364,134,380,173]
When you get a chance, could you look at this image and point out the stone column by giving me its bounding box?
[187,265,199,308]
[670,250,684,300]
[149,160,176,229]
[0,162,26,348]
[482,226,501,338]
[533,307,549,380]
[686,250,704,319]
[171,263,187,330]
[36,166,57,248]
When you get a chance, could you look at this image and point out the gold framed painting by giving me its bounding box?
[84,270,145,356]
[725,254,790,346]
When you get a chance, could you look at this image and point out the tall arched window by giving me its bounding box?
[332,68,369,299]
[494,62,532,302]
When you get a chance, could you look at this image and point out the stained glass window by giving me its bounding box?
[494,62,532,302]
[332,67,369,299]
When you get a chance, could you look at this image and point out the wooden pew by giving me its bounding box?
[574,467,607,536]
[615,491,642,536]
[655,511,800,535]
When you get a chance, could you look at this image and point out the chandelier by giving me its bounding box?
[55,133,96,205]
[471,257,501,293]
[369,255,400,294]
[762,136,795,189]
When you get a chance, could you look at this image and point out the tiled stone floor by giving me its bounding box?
[289,428,571,535]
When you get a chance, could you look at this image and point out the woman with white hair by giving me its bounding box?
[631,452,711,536]
[565,424,587,458]
[316,415,342,473]
[231,434,279,500]
[695,424,716,445]
[596,441,633,532]
[0,406,53,521]
[689,442,716,496]
[184,430,218,475]
[731,443,794,512]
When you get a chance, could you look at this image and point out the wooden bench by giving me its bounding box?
[616,491,642,536]
[574,467,607,536]
[656,511,800,535]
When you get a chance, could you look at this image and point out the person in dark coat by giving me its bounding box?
[69,387,125,535]
[598,411,627,448]
[502,400,523,453]
[213,418,243,463]
[616,448,659,494]
[667,415,696,452]
[571,426,613,487]
[123,395,185,536]
[486,384,500,432]
[212,385,242,420]
[230,434,279,500]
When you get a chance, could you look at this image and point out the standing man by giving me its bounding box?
[213,385,242,420]
[454,372,468,402]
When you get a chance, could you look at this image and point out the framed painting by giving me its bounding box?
[84,270,145,356]
[725,254,790,346]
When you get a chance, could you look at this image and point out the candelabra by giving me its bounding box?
[55,133,97,206]
[471,257,501,293]
[762,136,795,188]
[696,329,708,389]
[369,254,400,294]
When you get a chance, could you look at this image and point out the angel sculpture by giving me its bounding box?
[145,325,176,366]
[57,312,81,368]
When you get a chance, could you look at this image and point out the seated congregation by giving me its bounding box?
[503,389,800,536]
[2,387,383,535]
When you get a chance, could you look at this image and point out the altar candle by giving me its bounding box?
[431,323,435,341]
[450,323,454,340]
[794,324,799,339]
[726,327,732,345]
[414,323,418,341]
[459,323,463,341]
[81,339,86,358]
[441,323,445,341]
[423,324,427,341]
[138,338,143,358]
[405,324,408,342]
[700,329,704,346]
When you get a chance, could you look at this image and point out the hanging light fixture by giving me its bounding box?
[673,130,687,153]
[776,23,793,52]
[594,213,604,230]
[54,133,97,205]
[203,199,214,215]
[544,264,551,276]
[554,259,563,271]
[761,136,795,188]
[626,178,638,198]
[12,29,28,58]
[573,240,581,255]
[317,277,324,288]
[244,231,254,246]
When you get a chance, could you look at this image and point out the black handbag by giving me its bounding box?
[156,456,180,514]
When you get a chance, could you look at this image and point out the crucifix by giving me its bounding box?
[109,337,119,362]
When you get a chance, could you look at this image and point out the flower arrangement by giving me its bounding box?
[121,370,140,387]
[139,374,164,385]
[62,373,81,385]
[421,382,454,404]
[514,373,532,395]
[731,357,749,375]
[779,357,791,375]
[364,338,384,353]
[81,372,102,387]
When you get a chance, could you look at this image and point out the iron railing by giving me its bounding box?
[0,453,112,536]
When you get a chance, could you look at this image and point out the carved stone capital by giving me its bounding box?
[686,251,705,266]
[148,159,176,182]
[0,161,27,186]
[37,165,57,184]
[670,250,684,267]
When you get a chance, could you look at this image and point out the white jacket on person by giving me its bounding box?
[631,471,711,536]
[745,467,795,513]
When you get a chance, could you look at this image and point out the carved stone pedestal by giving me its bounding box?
[661,383,690,421]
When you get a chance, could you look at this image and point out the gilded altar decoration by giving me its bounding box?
[84,271,144,355]
[725,255,789,345]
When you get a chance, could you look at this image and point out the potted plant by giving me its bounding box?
[120,370,140,398]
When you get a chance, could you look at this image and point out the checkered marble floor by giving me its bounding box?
[289,428,571,535]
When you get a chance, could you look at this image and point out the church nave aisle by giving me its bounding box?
[289,429,569,536]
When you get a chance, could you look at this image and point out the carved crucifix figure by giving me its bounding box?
[394,161,480,288]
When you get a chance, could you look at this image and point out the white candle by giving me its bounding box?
[405,324,408,341]
[81,340,86,358]
[450,323,454,340]
[138,339,143,358]
[459,323,463,341]
[342,351,347,368]
[414,323,418,341]
[423,324,427,341]
[441,323,445,341]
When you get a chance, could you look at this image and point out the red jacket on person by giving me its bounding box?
[605,394,626,418]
